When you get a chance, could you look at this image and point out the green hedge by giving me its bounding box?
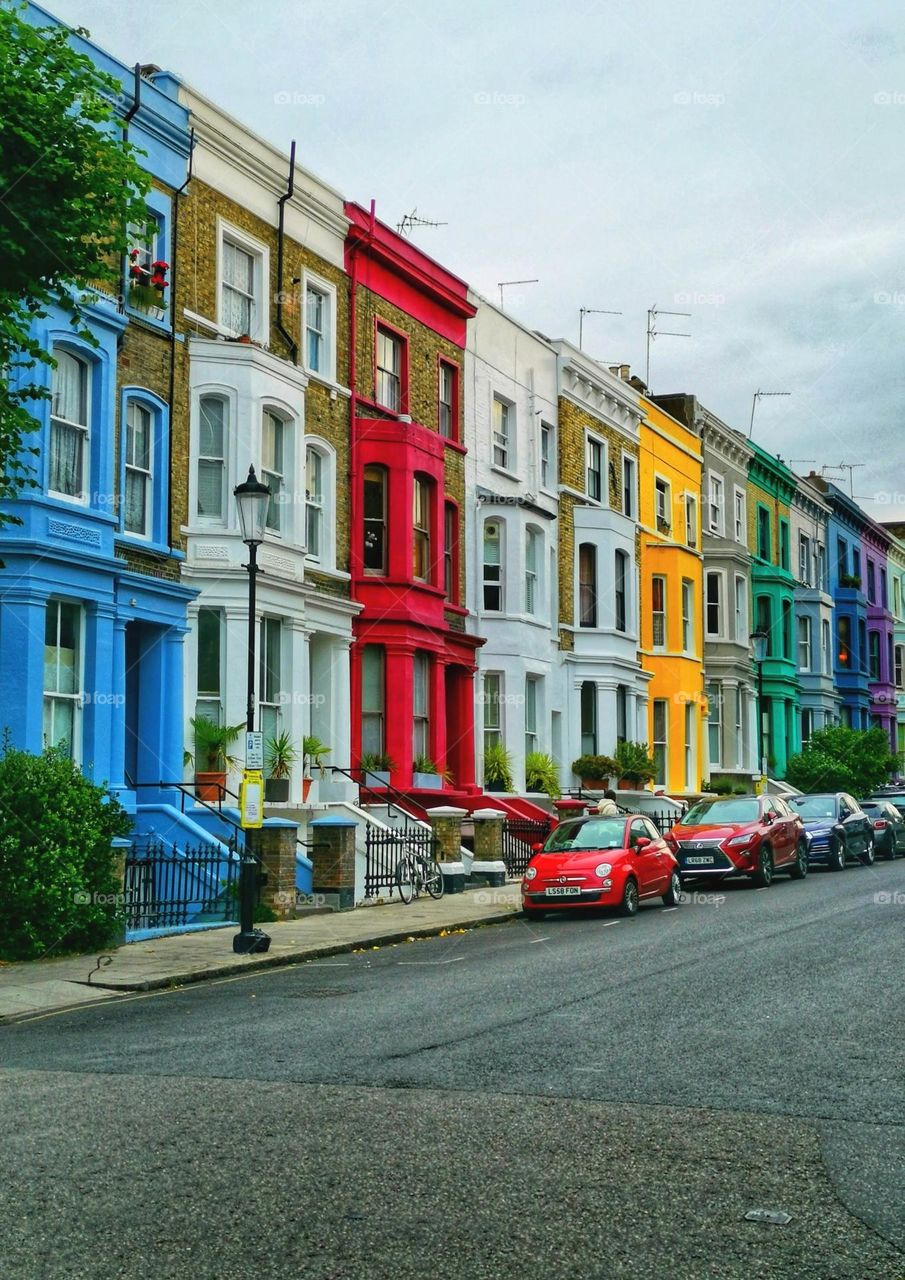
[0,742,131,960]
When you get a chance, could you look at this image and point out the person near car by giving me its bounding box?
[597,790,620,816]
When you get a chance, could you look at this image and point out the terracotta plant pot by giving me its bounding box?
[617,778,634,790]
[302,776,313,802]
[581,778,609,790]
[195,771,225,802]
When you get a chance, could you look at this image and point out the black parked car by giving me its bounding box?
[859,800,905,860]
[788,793,875,869]
[867,790,905,820]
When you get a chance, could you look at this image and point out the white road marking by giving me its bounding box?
[397,956,465,966]
[529,937,550,944]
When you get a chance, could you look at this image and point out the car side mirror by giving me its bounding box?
[762,812,774,825]
[633,837,651,850]
[531,842,544,854]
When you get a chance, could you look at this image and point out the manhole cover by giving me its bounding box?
[275,987,354,999]
[744,1209,793,1225]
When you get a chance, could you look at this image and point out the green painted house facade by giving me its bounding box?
[747,445,800,778]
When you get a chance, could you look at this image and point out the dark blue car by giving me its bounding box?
[788,793,874,869]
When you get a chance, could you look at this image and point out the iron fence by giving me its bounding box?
[502,816,553,877]
[123,836,240,932]
[364,825,439,898]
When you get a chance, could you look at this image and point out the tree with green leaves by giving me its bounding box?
[786,725,898,797]
[0,4,151,526]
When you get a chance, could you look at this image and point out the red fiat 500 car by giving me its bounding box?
[666,795,807,887]
[521,813,682,919]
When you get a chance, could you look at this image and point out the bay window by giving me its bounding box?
[483,521,502,611]
[259,617,282,742]
[262,410,285,534]
[413,476,431,582]
[413,653,430,760]
[363,465,387,574]
[579,543,597,627]
[305,446,324,559]
[124,400,152,536]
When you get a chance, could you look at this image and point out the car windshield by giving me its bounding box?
[681,798,759,826]
[545,817,627,852]
[790,796,837,820]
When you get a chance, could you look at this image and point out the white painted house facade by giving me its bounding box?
[176,83,359,801]
[464,298,561,793]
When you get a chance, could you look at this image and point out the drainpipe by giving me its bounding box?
[276,140,298,363]
[166,128,195,551]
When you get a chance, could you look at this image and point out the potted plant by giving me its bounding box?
[525,751,561,800]
[302,734,331,802]
[188,717,244,801]
[264,730,297,802]
[359,750,394,788]
[412,753,442,790]
[571,754,618,789]
[128,250,168,316]
[613,740,657,789]
[483,741,515,792]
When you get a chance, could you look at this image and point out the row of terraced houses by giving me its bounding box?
[4,7,905,912]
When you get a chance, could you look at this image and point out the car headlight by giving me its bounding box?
[727,833,752,847]
[524,866,537,881]
[595,863,612,877]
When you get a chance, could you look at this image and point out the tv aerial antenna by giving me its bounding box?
[497,278,538,309]
[821,462,864,498]
[646,305,691,387]
[748,390,791,438]
[396,207,448,236]
[579,306,622,350]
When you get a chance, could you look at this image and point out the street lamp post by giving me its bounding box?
[750,627,769,779]
[233,465,272,955]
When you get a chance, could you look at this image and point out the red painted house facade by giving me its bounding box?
[345,202,482,796]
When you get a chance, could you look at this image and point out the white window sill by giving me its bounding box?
[304,368,351,398]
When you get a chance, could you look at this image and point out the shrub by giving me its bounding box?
[613,740,657,785]
[484,742,515,792]
[525,752,561,799]
[786,726,898,797]
[0,742,131,960]
[571,754,618,782]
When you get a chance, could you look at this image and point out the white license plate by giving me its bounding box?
[685,855,714,865]
[546,885,582,897]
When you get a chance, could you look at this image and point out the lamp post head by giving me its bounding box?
[750,627,769,664]
[234,465,271,546]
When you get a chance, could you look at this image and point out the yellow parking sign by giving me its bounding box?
[240,770,264,828]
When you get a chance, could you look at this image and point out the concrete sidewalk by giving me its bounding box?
[0,884,521,1022]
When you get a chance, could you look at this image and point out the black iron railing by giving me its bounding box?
[123,835,240,931]
[502,816,553,877]
[364,825,439,898]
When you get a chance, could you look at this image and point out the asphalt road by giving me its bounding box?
[2,859,905,1279]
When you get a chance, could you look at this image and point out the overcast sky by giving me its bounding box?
[49,0,905,517]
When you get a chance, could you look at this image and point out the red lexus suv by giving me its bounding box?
[666,795,807,887]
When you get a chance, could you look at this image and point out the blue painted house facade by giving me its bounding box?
[807,476,871,729]
[0,6,194,821]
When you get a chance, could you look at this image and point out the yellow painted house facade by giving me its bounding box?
[638,396,706,793]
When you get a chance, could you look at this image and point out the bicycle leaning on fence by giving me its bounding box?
[395,845,445,903]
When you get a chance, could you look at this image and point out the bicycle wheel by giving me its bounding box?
[396,854,416,904]
[424,858,445,899]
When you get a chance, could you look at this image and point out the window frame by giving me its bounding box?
[652,698,669,785]
[363,464,388,575]
[491,394,514,471]
[707,471,725,535]
[540,422,555,491]
[123,399,153,540]
[361,645,386,756]
[525,526,540,616]
[195,605,225,730]
[412,474,432,584]
[413,651,430,760]
[586,433,605,503]
[615,549,629,633]
[524,675,539,758]
[438,357,459,440]
[258,615,284,743]
[654,475,672,531]
[444,501,459,604]
[49,346,91,504]
[482,519,503,612]
[43,598,83,762]
[483,672,503,750]
[706,682,722,770]
[262,407,288,536]
[798,614,812,672]
[651,574,667,649]
[684,492,698,547]
[217,220,269,343]
[621,452,637,520]
[734,574,747,643]
[579,542,598,628]
[301,270,338,383]
[681,578,694,653]
[733,486,746,544]
[705,571,724,639]
[375,321,407,414]
[757,504,771,561]
[195,392,230,525]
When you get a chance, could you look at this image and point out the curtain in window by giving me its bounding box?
[222,242,253,333]
[50,422,83,497]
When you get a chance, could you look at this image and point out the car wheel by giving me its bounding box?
[859,837,875,867]
[826,836,845,872]
[618,877,639,917]
[788,839,809,880]
[521,906,545,921]
[751,845,774,888]
[882,834,896,861]
[662,869,682,906]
